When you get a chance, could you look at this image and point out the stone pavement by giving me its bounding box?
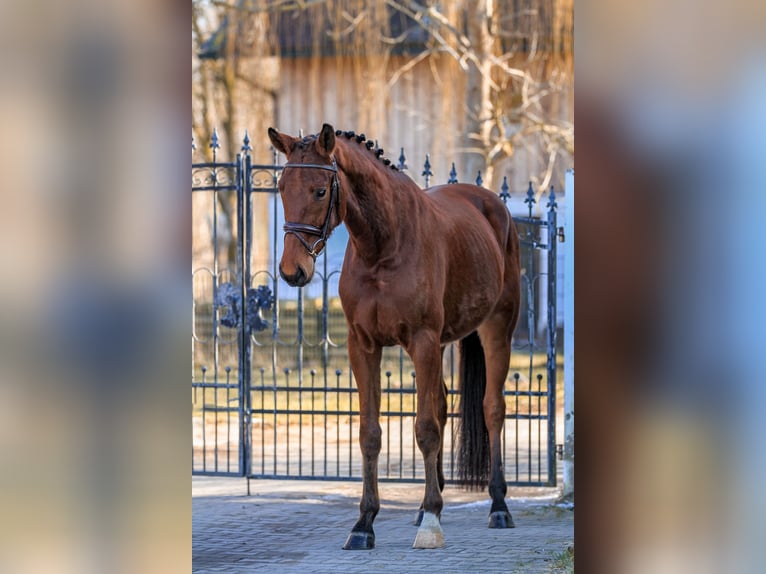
[193,477,573,573]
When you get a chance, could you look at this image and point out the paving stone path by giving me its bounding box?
[193,477,573,573]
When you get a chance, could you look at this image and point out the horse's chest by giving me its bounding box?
[340,279,426,346]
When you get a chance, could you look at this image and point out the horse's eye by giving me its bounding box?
[315,188,327,199]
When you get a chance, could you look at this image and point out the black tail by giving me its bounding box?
[457,331,489,490]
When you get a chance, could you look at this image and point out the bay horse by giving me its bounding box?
[267,124,521,550]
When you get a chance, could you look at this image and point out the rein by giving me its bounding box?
[282,159,340,259]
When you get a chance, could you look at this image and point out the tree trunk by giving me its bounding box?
[464,0,495,187]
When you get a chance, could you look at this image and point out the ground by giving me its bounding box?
[193,477,574,573]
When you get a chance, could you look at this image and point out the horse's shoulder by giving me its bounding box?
[426,184,507,222]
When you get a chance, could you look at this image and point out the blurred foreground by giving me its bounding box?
[577,0,766,572]
[0,1,188,573]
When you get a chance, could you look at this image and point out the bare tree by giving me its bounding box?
[385,0,573,193]
[193,0,278,271]
[193,0,573,198]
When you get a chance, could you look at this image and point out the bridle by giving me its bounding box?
[281,159,340,259]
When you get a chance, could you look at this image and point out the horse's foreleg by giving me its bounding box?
[414,372,447,527]
[342,333,382,550]
[478,319,515,529]
[409,331,446,548]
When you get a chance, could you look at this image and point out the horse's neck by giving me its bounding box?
[336,143,423,264]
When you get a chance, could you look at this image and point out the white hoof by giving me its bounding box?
[412,512,445,549]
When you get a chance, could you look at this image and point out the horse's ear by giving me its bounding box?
[268,127,296,155]
[316,123,336,157]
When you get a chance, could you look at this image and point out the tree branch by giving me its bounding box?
[386,48,432,88]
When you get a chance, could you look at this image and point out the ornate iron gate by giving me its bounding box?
[193,132,561,486]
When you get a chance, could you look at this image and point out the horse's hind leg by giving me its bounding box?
[342,332,382,550]
[478,311,517,528]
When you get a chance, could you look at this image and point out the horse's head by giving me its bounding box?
[268,123,343,287]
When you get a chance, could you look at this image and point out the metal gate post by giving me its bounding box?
[546,187,558,486]
[563,170,574,497]
[237,149,253,477]
[235,150,246,475]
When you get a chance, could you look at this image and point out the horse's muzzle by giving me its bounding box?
[279,263,310,287]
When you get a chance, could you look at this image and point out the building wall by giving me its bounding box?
[275,54,572,208]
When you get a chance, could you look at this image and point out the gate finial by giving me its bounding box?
[241,130,252,153]
[525,181,536,217]
[448,162,458,184]
[422,154,433,188]
[546,185,558,211]
[398,148,408,171]
[500,176,510,204]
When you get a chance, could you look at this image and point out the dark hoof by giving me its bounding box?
[343,531,375,550]
[488,510,515,529]
[414,509,424,526]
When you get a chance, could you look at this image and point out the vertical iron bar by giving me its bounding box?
[527,235,535,387]
[448,344,455,481]
[546,190,558,486]
[385,370,392,477]
[226,368,231,472]
[235,152,245,476]
[310,369,316,476]
[324,367,328,477]
[299,362,303,477]
[321,247,329,427]
[399,358,404,479]
[537,374,542,482]
[270,153,280,476]
[322,249,329,478]
[297,284,304,476]
[271,152,280,474]
[240,151,253,476]
[411,370,416,479]
[214,370,219,472]
[211,161,220,471]
[273,366,278,475]
[201,366,207,471]
[260,367,265,475]
[514,372,519,483]
[285,368,290,475]
[528,369,532,482]
[349,369,353,476]
[335,369,342,476]
[525,227,536,478]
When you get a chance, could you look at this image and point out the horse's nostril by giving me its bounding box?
[279,263,308,286]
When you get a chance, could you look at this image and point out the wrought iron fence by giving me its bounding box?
[192,131,562,486]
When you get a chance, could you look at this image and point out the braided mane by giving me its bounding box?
[333,129,400,171]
